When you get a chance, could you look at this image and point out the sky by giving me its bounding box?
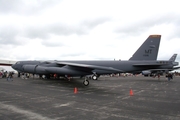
[0,0,180,63]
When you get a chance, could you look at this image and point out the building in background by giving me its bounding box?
[0,60,17,73]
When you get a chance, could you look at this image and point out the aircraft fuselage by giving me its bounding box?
[12,60,175,76]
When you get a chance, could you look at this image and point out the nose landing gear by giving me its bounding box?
[83,77,89,86]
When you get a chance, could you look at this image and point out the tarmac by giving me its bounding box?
[0,75,180,120]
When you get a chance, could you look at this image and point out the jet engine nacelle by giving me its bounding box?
[142,70,151,75]
[46,67,90,76]
[22,65,37,73]
[22,65,48,74]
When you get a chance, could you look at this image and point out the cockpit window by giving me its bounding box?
[16,62,21,64]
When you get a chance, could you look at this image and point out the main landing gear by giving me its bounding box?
[82,74,99,86]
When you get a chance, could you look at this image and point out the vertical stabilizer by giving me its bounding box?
[169,54,177,61]
[129,35,161,60]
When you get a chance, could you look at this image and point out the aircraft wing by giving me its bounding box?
[56,62,124,72]
[172,66,180,70]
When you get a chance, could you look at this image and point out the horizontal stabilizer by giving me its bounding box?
[172,66,180,70]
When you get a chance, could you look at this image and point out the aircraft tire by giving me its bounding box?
[83,80,89,86]
[92,75,98,80]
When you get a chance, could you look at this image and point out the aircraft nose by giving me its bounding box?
[11,64,16,69]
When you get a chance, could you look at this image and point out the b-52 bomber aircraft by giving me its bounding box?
[12,35,178,86]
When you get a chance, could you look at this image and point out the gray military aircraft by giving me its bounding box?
[12,35,177,86]
[141,54,179,76]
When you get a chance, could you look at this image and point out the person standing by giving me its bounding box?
[6,72,9,81]
[167,73,172,81]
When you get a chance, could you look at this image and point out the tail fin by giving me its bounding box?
[129,35,161,60]
[169,54,177,61]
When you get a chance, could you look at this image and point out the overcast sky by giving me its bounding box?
[0,0,180,62]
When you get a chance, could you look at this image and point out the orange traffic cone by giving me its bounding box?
[74,87,78,94]
[130,89,134,96]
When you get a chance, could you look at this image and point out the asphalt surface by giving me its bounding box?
[0,75,180,120]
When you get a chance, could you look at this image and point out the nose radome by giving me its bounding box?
[11,64,15,69]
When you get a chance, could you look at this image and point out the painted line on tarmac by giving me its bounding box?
[0,102,58,120]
